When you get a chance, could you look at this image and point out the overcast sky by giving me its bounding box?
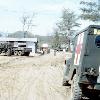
[0,0,94,36]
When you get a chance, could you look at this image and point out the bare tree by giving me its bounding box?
[21,14,29,32]
[20,13,35,37]
[26,13,35,31]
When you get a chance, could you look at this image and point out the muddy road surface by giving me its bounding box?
[0,51,72,100]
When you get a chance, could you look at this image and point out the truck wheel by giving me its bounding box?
[14,51,18,56]
[25,52,30,56]
[71,74,82,100]
[18,51,23,56]
[0,49,2,54]
[6,49,11,56]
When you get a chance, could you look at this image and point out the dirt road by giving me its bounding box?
[0,51,71,100]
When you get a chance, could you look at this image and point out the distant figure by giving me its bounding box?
[63,49,65,52]
[54,49,56,56]
[43,50,45,55]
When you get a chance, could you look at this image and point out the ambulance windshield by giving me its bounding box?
[95,35,100,48]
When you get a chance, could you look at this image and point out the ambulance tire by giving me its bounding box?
[71,74,82,100]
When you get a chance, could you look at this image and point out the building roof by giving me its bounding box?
[0,38,38,42]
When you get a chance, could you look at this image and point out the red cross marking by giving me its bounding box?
[75,44,82,54]
[75,34,82,64]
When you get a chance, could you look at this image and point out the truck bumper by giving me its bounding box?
[94,84,100,90]
[79,75,100,91]
[94,75,100,90]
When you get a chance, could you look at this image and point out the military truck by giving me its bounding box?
[63,25,100,99]
[0,42,32,56]
[0,38,38,56]
[0,42,13,56]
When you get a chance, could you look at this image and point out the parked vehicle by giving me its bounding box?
[40,43,50,54]
[63,25,100,99]
[0,42,32,56]
[0,38,38,56]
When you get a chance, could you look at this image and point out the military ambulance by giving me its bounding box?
[63,25,100,99]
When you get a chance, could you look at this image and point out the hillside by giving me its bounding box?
[34,35,53,47]
[8,31,53,47]
[8,31,34,38]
